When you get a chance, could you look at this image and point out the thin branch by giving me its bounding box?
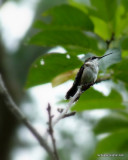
[0,74,56,160]
[47,104,59,160]
[52,76,110,127]
[63,111,76,119]
[52,87,81,126]
[81,76,111,92]
[44,76,110,140]
[95,77,111,83]
[57,109,76,118]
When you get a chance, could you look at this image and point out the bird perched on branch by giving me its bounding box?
[65,53,112,100]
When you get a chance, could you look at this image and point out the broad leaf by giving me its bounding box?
[121,37,128,50]
[88,0,118,22]
[93,110,128,134]
[121,0,128,11]
[99,48,121,71]
[38,4,94,31]
[112,58,128,88]
[26,53,82,88]
[85,0,118,40]
[30,30,100,53]
[115,5,128,37]
[72,89,125,111]
[90,16,111,40]
[31,4,104,54]
[91,131,128,160]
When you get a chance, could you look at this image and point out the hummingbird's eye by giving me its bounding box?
[91,56,96,60]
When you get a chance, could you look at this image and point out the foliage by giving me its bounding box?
[26,0,128,159]
[26,53,82,87]
[72,89,125,111]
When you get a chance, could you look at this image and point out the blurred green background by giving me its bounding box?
[1,0,128,160]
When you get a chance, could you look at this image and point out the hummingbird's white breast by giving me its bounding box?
[80,60,99,85]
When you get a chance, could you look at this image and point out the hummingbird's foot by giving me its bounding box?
[82,82,94,92]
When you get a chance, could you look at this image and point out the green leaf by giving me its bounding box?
[121,0,128,11]
[91,131,128,159]
[112,58,128,87]
[90,16,111,40]
[72,89,125,111]
[93,110,128,134]
[85,0,118,40]
[89,0,118,22]
[35,4,94,31]
[30,30,100,53]
[31,4,104,54]
[26,53,82,88]
[121,36,128,50]
[99,48,121,71]
[115,5,128,37]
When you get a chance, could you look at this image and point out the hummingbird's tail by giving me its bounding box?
[65,85,78,100]
[65,82,94,101]
[65,64,85,100]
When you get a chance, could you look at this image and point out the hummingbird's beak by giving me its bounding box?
[98,52,112,60]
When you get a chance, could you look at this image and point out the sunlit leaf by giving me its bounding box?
[85,0,118,41]
[90,16,111,40]
[88,0,118,22]
[52,68,78,87]
[115,5,128,37]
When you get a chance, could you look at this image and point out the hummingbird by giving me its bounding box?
[65,53,112,100]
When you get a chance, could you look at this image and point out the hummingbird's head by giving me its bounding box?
[84,56,99,67]
[85,52,112,65]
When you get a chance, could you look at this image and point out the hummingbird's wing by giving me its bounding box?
[65,64,84,99]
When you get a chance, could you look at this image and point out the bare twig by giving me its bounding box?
[44,76,110,140]
[51,76,110,127]
[47,104,59,160]
[81,76,111,92]
[95,77,111,83]
[57,109,76,118]
[0,74,56,160]
[52,87,81,126]
[63,111,76,119]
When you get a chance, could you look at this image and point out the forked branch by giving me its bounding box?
[52,76,110,126]
[0,75,56,160]
[47,104,59,160]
